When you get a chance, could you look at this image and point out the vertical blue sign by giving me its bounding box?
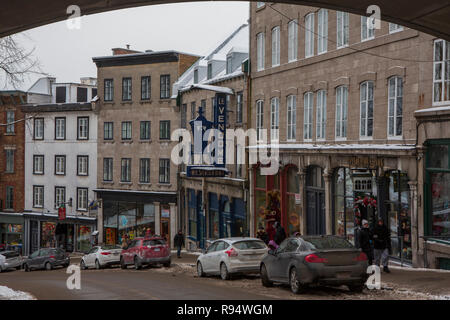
[214,93,227,168]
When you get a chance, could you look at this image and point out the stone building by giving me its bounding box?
[248,2,450,268]
[173,24,250,250]
[93,48,199,248]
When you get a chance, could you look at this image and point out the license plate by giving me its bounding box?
[154,248,160,252]
[113,252,119,256]
[336,272,351,279]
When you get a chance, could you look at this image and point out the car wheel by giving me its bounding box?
[95,260,102,270]
[260,264,273,287]
[289,267,304,294]
[197,262,205,277]
[220,263,231,280]
[16,265,21,270]
[24,264,30,272]
[0,266,3,273]
[348,284,365,293]
[120,257,127,269]
[80,260,87,270]
[163,260,171,268]
[45,262,52,271]
[134,256,142,270]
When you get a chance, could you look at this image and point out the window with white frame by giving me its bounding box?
[256,100,264,142]
[287,95,296,141]
[317,9,328,54]
[55,187,65,209]
[336,11,349,48]
[257,33,265,71]
[121,158,131,182]
[388,76,403,137]
[77,117,89,140]
[33,186,44,208]
[433,39,450,104]
[360,81,374,138]
[305,13,314,58]
[5,149,14,173]
[304,92,314,140]
[6,111,14,133]
[103,158,113,182]
[361,16,375,41]
[33,155,44,174]
[270,97,279,142]
[77,188,88,211]
[389,23,403,34]
[316,90,327,139]
[77,155,89,176]
[55,117,65,140]
[335,86,348,139]
[55,155,65,175]
[34,118,44,140]
[139,158,151,183]
[288,20,298,62]
[271,26,280,67]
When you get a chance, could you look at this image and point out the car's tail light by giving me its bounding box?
[49,256,55,259]
[304,254,328,263]
[353,252,368,261]
[225,248,238,257]
[101,252,111,255]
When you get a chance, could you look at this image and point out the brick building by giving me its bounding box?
[93,48,199,248]
[0,91,27,252]
[248,3,450,268]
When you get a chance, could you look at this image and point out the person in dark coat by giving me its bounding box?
[256,226,269,244]
[173,230,185,258]
[358,219,373,265]
[372,218,391,273]
[274,221,286,245]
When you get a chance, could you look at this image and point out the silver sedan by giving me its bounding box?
[0,251,22,272]
[196,237,268,280]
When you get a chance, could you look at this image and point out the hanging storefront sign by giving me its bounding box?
[349,156,384,169]
[58,205,66,220]
[295,193,301,205]
[187,92,228,178]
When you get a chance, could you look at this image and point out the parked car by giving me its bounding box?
[196,237,268,280]
[23,248,70,271]
[120,237,171,270]
[0,251,22,272]
[260,235,369,294]
[80,245,122,270]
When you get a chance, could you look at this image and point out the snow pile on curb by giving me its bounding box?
[394,288,450,300]
[0,286,35,300]
[389,265,450,273]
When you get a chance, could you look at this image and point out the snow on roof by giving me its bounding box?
[247,143,416,150]
[180,84,234,95]
[415,105,450,113]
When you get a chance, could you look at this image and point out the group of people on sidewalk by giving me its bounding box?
[256,218,392,273]
[357,218,392,273]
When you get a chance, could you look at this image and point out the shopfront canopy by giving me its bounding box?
[0,1,449,40]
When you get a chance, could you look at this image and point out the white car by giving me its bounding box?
[0,250,22,272]
[80,245,122,269]
[196,237,268,280]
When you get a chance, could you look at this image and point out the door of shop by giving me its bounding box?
[30,220,39,254]
[306,166,326,235]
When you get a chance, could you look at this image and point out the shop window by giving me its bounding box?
[136,203,155,237]
[188,189,197,239]
[77,225,91,252]
[41,222,56,248]
[118,201,137,242]
[103,200,118,245]
[426,140,450,239]
[209,193,219,239]
[286,167,300,236]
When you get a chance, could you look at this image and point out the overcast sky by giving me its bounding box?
[14,1,249,91]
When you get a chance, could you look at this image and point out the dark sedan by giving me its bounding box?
[23,248,70,271]
[260,235,369,294]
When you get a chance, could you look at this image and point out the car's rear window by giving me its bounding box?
[302,237,354,250]
[101,245,121,250]
[0,251,19,259]
[233,240,266,250]
[143,239,166,246]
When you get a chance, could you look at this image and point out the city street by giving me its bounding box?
[1,253,449,300]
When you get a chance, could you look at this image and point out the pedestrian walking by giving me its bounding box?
[359,219,373,265]
[256,226,269,244]
[173,229,185,258]
[372,218,391,273]
[268,240,279,252]
[121,235,128,249]
[274,221,286,245]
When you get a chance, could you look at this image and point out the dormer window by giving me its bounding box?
[226,55,233,74]
[207,63,212,80]
[194,68,199,84]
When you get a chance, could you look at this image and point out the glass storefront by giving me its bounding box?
[77,225,92,252]
[286,167,300,236]
[333,168,356,243]
[103,200,156,245]
[0,223,23,254]
[41,222,56,248]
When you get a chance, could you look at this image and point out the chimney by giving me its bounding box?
[111,46,142,56]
